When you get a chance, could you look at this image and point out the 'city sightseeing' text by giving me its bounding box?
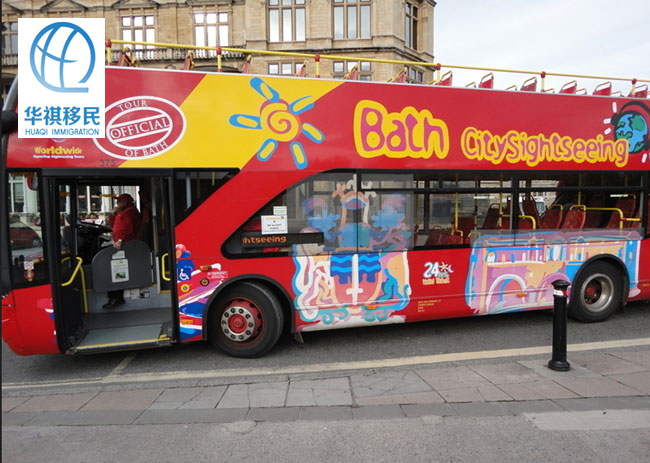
[461,128,629,167]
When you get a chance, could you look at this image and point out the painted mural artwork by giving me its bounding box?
[292,179,412,330]
[176,244,228,341]
[466,229,641,315]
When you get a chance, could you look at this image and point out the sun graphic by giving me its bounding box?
[229,77,325,169]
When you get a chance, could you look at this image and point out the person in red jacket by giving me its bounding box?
[103,193,141,308]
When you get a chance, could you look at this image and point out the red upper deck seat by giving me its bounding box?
[478,73,494,89]
[593,81,612,96]
[520,77,537,92]
[630,84,648,98]
[559,80,578,94]
[435,71,453,86]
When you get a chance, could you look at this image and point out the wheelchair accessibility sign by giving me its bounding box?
[18,18,105,138]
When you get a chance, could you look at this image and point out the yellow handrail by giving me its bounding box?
[161,253,171,282]
[61,256,88,314]
[518,214,537,229]
[106,40,649,84]
[61,256,83,286]
[501,214,537,229]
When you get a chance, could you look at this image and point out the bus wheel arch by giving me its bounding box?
[205,279,288,358]
[569,257,627,323]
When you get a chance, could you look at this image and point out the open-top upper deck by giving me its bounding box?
[6,40,650,173]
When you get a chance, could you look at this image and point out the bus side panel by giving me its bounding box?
[633,238,650,300]
[406,248,475,321]
[1,286,58,355]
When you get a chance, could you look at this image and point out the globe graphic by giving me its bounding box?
[30,22,95,93]
[615,112,649,153]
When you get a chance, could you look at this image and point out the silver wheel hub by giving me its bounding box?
[221,305,257,341]
[580,273,614,314]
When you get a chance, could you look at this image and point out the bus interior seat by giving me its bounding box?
[518,216,535,229]
[605,197,637,228]
[561,209,586,229]
[482,204,501,229]
[584,194,606,228]
[540,208,562,229]
[455,217,475,241]
[521,199,541,228]
[584,209,604,228]
[424,229,441,246]
[91,240,154,293]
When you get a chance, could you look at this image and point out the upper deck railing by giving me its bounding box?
[100,39,644,98]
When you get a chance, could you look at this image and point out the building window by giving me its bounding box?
[405,1,418,50]
[194,11,229,47]
[2,21,18,55]
[333,0,371,40]
[407,66,423,83]
[268,0,306,43]
[193,10,229,58]
[333,60,372,81]
[268,62,304,75]
[121,14,155,49]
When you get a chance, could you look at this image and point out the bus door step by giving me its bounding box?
[69,323,171,354]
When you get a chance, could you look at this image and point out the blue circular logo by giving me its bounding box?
[30,22,96,93]
[615,111,649,154]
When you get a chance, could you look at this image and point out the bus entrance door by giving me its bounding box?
[45,175,176,354]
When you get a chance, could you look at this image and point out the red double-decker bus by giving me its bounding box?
[2,46,649,357]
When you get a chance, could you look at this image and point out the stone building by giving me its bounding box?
[2,0,437,93]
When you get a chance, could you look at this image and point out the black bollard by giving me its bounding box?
[548,279,571,371]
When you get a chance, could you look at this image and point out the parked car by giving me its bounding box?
[10,218,42,248]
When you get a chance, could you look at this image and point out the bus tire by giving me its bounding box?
[569,261,622,323]
[208,281,284,358]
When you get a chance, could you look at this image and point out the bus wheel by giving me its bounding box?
[208,281,284,358]
[570,262,622,323]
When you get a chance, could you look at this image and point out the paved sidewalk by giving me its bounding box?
[3,348,650,426]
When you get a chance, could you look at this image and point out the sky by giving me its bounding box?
[433,0,650,95]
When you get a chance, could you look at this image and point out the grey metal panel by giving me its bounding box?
[91,240,154,292]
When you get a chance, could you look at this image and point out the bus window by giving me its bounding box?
[174,170,238,223]
[226,172,360,257]
[518,172,644,231]
[7,172,47,287]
